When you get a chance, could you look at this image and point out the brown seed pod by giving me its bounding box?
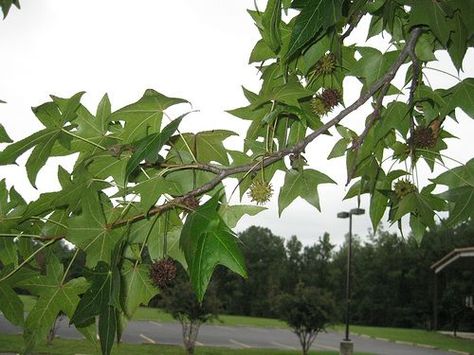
[321,88,342,109]
[149,258,177,289]
[393,179,417,199]
[411,126,437,149]
[248,179,273,205]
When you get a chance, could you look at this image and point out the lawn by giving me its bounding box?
[0,333,356,355]
[334,324,474,354]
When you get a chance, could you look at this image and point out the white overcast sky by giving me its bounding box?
[0,1,473,246]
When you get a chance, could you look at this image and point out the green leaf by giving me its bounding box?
[278,169,335,215]
[26,131,61,187]
[110,89,188,142]
[121,260,156,318]
[431,158,474,188]
[19,254,89,353]
[249,39,275,63]
[96,93,112,132]
[87,152,128,184]
[374,101,410,142]
[410,214,426,245]
[168,130,236,165]
[393,193,418,221]
[219,204,266,228]
[252,81,313,108]
[0,124,12,143]
[370,190,387,231]
[285,0,343,60]
[70,261,120,326]
[441,186,474,227]
[99,306,117,355]
[262,0,282,52]
[409,0,454,45]
[0,281,24,326]
[0,0,20,18]
[130,212,186,267]
[68,191,125,267]
[440,78,474,119]
[0,128,59,165]
[125,115,184,184]
[50,91,86,124]
[415,33,437,62]
[352,48,400,88]
[328,138,349,159]
[447,12,467,71]
[180,195,246,301]
[32,102,63,128]
[132,176,180,213]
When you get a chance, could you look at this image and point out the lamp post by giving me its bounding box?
[337,208,365,355]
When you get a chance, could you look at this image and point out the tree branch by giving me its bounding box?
[21,28,421,236]
[108,27,423,229]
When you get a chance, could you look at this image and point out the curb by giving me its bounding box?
[352,332,472,354]
[448,350,470,355]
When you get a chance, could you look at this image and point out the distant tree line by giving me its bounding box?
[213,223,474,332]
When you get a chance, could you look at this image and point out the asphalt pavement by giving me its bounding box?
[0,315,455,355]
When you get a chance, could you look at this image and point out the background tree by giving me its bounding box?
[0,1,474,354]
[214,226,287,317]
[277,284,336,355]
[157,265,220,355]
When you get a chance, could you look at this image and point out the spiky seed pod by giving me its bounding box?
[248,179,273,205]
[411,126,437,149]
[182,196,200,211]
[311,96,330,116]
[313,53,337,76]
[149,258,177,289]
[394,179,417,199]
[321,88,342,109]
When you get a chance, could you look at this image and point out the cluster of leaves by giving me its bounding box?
[0,1,474,354]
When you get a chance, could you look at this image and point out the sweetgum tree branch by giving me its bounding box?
[108,27,423,229]
[23,27,423,234]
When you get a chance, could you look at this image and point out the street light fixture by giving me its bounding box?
[337,207,365,355]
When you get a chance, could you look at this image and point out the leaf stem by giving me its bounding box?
[60,247,80,285]
[61,129,107,150]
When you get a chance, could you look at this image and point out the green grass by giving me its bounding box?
[333,325,474,354]
[0,333,349,355]
[213,314,287,328]
[20,295,288,329]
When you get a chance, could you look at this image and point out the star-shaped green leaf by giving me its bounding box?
[68,191,125,267]
[121,260,157,318]
[278,169,335,215]
[409,0,454,45]
[18,254,90,353]
[110,89,188,142]
[180,195,247,301]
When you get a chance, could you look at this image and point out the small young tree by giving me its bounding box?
[277,284,335,355]
[158,267,220,355]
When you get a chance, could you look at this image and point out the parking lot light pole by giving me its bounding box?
[337,208,365,355]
